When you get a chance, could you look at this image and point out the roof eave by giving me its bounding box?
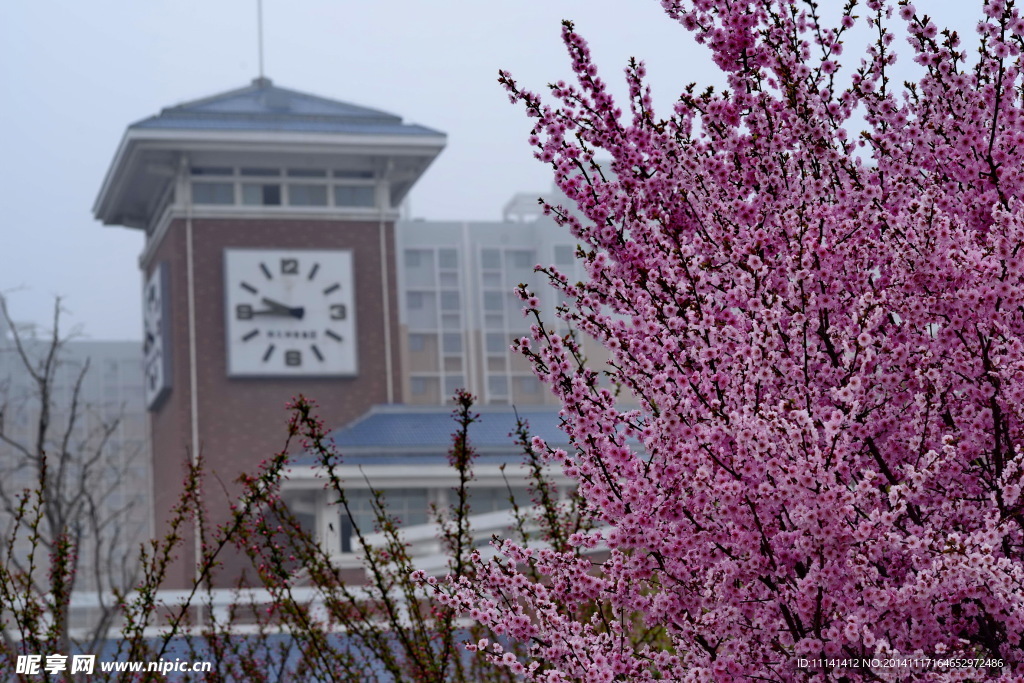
[93,127,446,229]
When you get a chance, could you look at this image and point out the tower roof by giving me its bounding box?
[94,79,446,229]
[130,77,442,138]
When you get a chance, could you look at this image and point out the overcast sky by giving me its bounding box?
[0,2,979,341]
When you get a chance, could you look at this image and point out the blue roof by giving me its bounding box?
[130,77,443,137]
[292,404,570,466]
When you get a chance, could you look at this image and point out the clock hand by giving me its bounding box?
[259,297,305,319]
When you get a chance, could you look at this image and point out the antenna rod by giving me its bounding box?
[257,0,265,79]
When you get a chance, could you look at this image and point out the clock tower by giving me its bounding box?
[94,78,445,587]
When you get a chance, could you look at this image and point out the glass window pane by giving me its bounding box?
[486,332,508,354]
[439,248,458,269]
[385,488,430,526]
[191,166,232,176]
[340,490,376,553]
[444,375,464,396]
[469,487,530,514]
[515,376,541,394]
[507,250,535,270]
[481,249,500,269]
[192,182,234,205]
[442,333,462,353]
[484,292,503,311]
[242,183,282,206]
[240,167,279,177]
[334,185,375,207]
[333,169,374,179]
[408,333,427,352]
[288,184,327,206]
[287,168,327,178]
[488,375,508,396]
[440,291,460,311]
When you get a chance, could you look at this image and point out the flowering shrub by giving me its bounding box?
[438,1,1024,679]
[1,390,578,682]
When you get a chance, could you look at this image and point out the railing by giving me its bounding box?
[59,508,586,639]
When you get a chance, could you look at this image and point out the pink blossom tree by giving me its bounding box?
[439,0,1024,679]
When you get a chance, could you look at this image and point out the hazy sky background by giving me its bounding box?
[0,2,980,341]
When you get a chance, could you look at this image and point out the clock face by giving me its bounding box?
[143,261,172,410]
[224,249,358,377]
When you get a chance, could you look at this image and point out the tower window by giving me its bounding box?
[192,182,234,205]
[240,167,280,177]
[287,168,327,178]
[334,185,375,207]
[191,166,232,176]
[288,184,328,206]
[242,183,282,206]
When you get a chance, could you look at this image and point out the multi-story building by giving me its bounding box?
[0,312,151,594]
[91,77,589,587]
[396,217,579,407]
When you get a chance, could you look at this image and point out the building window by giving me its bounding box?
[240,167,279,177]
[192,182,234,205]
[334,185,375,207]
[508,250,535,270]
[483,292,503,311]
[439,248,458,269]
[338,489,429,553]
[408,333,427,352]
[333,169,374,179]
[440,291,460,311]
[242,183,282,206]
[287,168,327,178]
[515,376,541,394]
[191,166,232,176]
[469,487,531,514]
[486,332,509,354]
[442,333,463,354]
[410,376,431,395]
[444,375,464,396]
[288,184,328,206]
[488,375,508,396]
[554,245,575,265]
[407,292,425,309]
[481,249,500,269]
